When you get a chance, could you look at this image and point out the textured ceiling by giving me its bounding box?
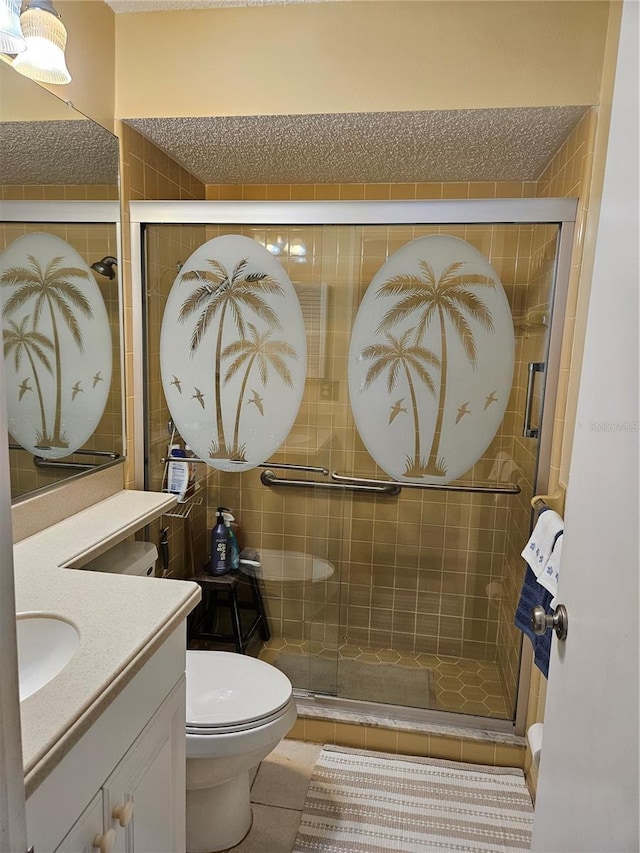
[126,106,588,185]
[0,120,119,185]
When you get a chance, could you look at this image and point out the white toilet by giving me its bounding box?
[84,542,297,853]
[185,650,296,851]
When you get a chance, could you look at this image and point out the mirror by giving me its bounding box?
[0,60,123,502]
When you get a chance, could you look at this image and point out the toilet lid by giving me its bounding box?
[186,650,293,729]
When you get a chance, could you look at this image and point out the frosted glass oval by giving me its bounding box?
[349,235,515,484]
[0,233,112,458]
[160,235,307,472]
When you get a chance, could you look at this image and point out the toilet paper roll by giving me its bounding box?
[527,722,544,767]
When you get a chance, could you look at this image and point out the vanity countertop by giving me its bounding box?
[13,489,201,796]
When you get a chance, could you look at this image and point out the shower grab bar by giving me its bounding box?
[260,469,401,495]
[330,472,521,495]
[9,445,120,459]
[31,450,121,471]
[160,453,518,495]
[260,462,331,475]
[161,454,330,476]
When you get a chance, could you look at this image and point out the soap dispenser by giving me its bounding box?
[210,507,230,575]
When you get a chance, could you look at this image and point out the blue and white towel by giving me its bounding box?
[515,507,564,678]
[514,565,554,678]
[521,509,564,579]
[538,532,563,606]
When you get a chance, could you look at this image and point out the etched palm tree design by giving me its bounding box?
[178,258,284,458]
[3,316,54,447]
[376,260,495,476]
[360,330,440,477]
[1,255,93,448]
[222,323,298,461]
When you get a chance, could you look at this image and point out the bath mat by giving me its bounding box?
[272,652,436,709]
[292,745,533,852]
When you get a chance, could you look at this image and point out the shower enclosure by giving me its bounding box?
[134,198,575,735]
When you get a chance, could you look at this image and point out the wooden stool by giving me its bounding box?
[189,569,270,654]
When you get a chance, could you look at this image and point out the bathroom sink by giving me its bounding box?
[16,616,80,702]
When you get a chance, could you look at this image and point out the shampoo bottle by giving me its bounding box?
[167,443,189,500]
[210,507,231,575]
[222,510,240,571]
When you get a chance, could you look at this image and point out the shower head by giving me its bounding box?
[91,256,118,279]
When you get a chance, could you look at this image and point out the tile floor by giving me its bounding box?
[223,739,322,852]
[258,638,510,718]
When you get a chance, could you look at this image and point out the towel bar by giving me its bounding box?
[531,491,564,512]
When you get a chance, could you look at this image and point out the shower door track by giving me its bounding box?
[131,197,578,738]
[292,690,522,741]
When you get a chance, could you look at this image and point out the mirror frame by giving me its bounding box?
[1,200,125,504]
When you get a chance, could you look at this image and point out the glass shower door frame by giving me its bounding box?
[130,198,577,736]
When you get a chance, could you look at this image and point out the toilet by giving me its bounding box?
[185,650,296,851]
[84,541,297,853]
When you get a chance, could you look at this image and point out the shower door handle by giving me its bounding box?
[523,362,545,438]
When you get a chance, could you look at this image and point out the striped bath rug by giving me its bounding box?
[292,745,533,853]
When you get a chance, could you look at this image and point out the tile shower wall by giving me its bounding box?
[144,222,211,579]
[498,223,558,706]
[1,184,118,202]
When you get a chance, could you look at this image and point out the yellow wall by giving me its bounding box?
[41,0,115,132]
[114,1,609,119]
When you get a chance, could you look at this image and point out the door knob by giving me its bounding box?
[530,603,568,640]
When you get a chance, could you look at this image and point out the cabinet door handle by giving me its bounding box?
[112,800,134,827]
[93,828,117,853]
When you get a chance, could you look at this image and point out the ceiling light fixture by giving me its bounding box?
[0,0,26,54]
[12,0,71,85]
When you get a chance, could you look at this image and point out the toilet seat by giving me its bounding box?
[185,650,293,735]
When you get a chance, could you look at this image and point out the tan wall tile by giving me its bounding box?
[365,726,398,754]
[429,735,463,761]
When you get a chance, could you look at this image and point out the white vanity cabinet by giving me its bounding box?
[55,679,184,853]
[54,794,104,853]
[26,627,187,853]
[101,677,185,853]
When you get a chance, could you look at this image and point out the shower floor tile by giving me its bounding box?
[258,638,510,720]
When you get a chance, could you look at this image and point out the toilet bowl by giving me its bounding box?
[185,651,296,853]
[82,543,297,853]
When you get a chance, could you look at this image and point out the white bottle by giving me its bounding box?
[167,443,189,500]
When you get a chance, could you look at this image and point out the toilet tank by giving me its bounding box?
[82,541,158,577]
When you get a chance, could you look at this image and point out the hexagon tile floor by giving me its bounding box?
[258,638,510,719]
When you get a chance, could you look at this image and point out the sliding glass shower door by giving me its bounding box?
[138,199,574,728]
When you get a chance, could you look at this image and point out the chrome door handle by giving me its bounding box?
[530,604,568,640]
[523,362,545,438]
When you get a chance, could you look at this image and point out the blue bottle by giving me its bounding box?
[222,511,240,571]
[210,507,230,575]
